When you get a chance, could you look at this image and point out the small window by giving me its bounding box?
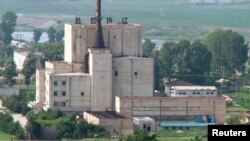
[179,92,182,95]
[62,102,66,107]
[54,91,58,96]
[173,127,176,130]
[183,92,186,95]
[180,127,182,130]
[193,92,196,95]
[186,127,189,130]
[62,91,66,96]
[206,92,210,95]
[114,70,118,76]
[211,92,214,95]
[54,81,58,86]
[197,92,200,95]
[81,92,84,96]
[134,72,138,76]
[62,81,66,86]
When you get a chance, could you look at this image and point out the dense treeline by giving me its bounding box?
[144,29,248,91]
[0,113,24,139]
[3,88,35,115]
[25,110,107,140]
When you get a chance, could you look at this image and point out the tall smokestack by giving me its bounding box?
[93,0,105,48]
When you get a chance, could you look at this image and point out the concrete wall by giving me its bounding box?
[45,73,91,112]
[115,96,226,124]
[45,61,84,74]
[83,112,133,136]
[89,48,112,111]
[36,70,45,104]
[64,24,142,65]
[112,57,154,97]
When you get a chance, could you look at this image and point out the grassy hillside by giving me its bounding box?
[1,0,250,41]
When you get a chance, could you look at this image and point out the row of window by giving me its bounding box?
[54,81,66,86]
[53,91,85,96]
[178,91,215,95]
[54,102,66,107]
[114,70,138,76]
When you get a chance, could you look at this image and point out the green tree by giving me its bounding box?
[33,29,42,42]
[22,53,37,86]
[119,130,157,141]
[159,42,178,82]
[36,42,64,61]
[0,11,17,45]
[47,27,56,42]
[226,115,241,125]
[179,40,212,84]
[26,116,41,140]
[206,29,248,77]
[55,29,64,42]
[56,120,76,139]
[3,58,17,85]
[143,38,156,56]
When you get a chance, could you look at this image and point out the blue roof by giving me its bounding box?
[160,122,215,127]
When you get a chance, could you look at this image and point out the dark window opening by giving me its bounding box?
[54,81,58,86]
[81,92,84,96]
[134,72,138,76]
[186,127,189,130]
[62,81,66,86]
[114,70,118,76]
[180,127,182,130]
[62,102,66,107]
[62,91,66,96]
[173,127,176,130]
[54,91,58,96]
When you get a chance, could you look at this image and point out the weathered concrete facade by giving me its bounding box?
[89,48,112,111]
[113,57,154,97]
[115,96,226,124]
[30,22,153,112]
[84,111,133,136]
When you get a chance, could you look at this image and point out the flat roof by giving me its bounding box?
[86,111,125,119]
[172,86,217,91]
[53,73,90,76]
[165,80,196,86]
[117,96,224,100]
[160,122,215,127]
[14,51,28,56]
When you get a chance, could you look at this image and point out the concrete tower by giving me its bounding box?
[89,0,112,111]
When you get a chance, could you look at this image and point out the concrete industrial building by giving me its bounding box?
[29,0,154,112]
[84,111,133,136]
[29,0,226,135]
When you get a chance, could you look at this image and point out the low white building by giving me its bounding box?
[133,117,155,132]
[169,86,217,97]
[14,51,28,70]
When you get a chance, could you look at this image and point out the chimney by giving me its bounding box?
[93,0,105,48]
